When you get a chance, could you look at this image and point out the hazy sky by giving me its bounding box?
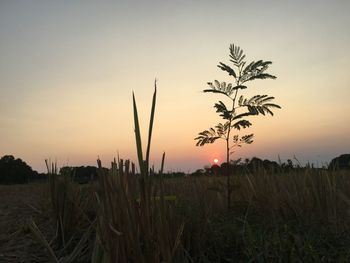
[1,0,349,172]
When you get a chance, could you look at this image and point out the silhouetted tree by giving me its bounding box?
[262,159,280,173]
[246,157,280,173]
[211,164,222,176]
[59,166,99,183]
[195,44,281,209]
[329,154,350,170]
[190,169,206,176]
[0,155,37,184]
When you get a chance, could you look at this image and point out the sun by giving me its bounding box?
[213,158,219,164]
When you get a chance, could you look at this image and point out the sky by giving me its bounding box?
[1,0,349,172]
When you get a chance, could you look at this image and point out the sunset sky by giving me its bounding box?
[1,1,349,172]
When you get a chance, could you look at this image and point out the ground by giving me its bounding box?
[0,184,50,263]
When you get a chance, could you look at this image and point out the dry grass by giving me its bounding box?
[93,159,184,262]
[2,169,350,262]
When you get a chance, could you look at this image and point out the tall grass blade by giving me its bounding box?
[160,151,165,175]
[132,92,145,175]
[29,220,59,263]
[145,80,157,172]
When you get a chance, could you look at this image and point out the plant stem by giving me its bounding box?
[226,135,230,209]
[226,73,241,210]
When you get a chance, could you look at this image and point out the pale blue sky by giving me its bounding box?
[1,1,349,171]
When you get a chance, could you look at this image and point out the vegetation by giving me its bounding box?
[195,44,281,208]
[90,82,184,262]
[0,155,39,184]
[2,165,350,262]
[329,154,350,170]
[59,166,100,183]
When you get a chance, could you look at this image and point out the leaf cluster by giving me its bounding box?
[240,60,276,83]
[195,120,252,147]
[195,127,221,146]
[233,134,254,146]
[231,134,254,153]
[217,44,276,84]
[214,101,231,120]
[204,80,246,98]
[195,121,236,146]
[238,94,281,116]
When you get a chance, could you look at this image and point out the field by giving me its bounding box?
[1,167,350,263]
[0,183,52,262]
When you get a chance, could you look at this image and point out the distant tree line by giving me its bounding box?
[0,155,103,185]
[191,154,350,176]
[1,154,349,184]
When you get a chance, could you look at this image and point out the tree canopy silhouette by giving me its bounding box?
[0,155,38,184]
[329,154,350,170]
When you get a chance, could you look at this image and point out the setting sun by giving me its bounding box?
[213,158,219,164]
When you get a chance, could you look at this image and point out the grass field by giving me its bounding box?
[1,167,350,262]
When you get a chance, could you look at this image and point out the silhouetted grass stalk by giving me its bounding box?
[93,81,184,262]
